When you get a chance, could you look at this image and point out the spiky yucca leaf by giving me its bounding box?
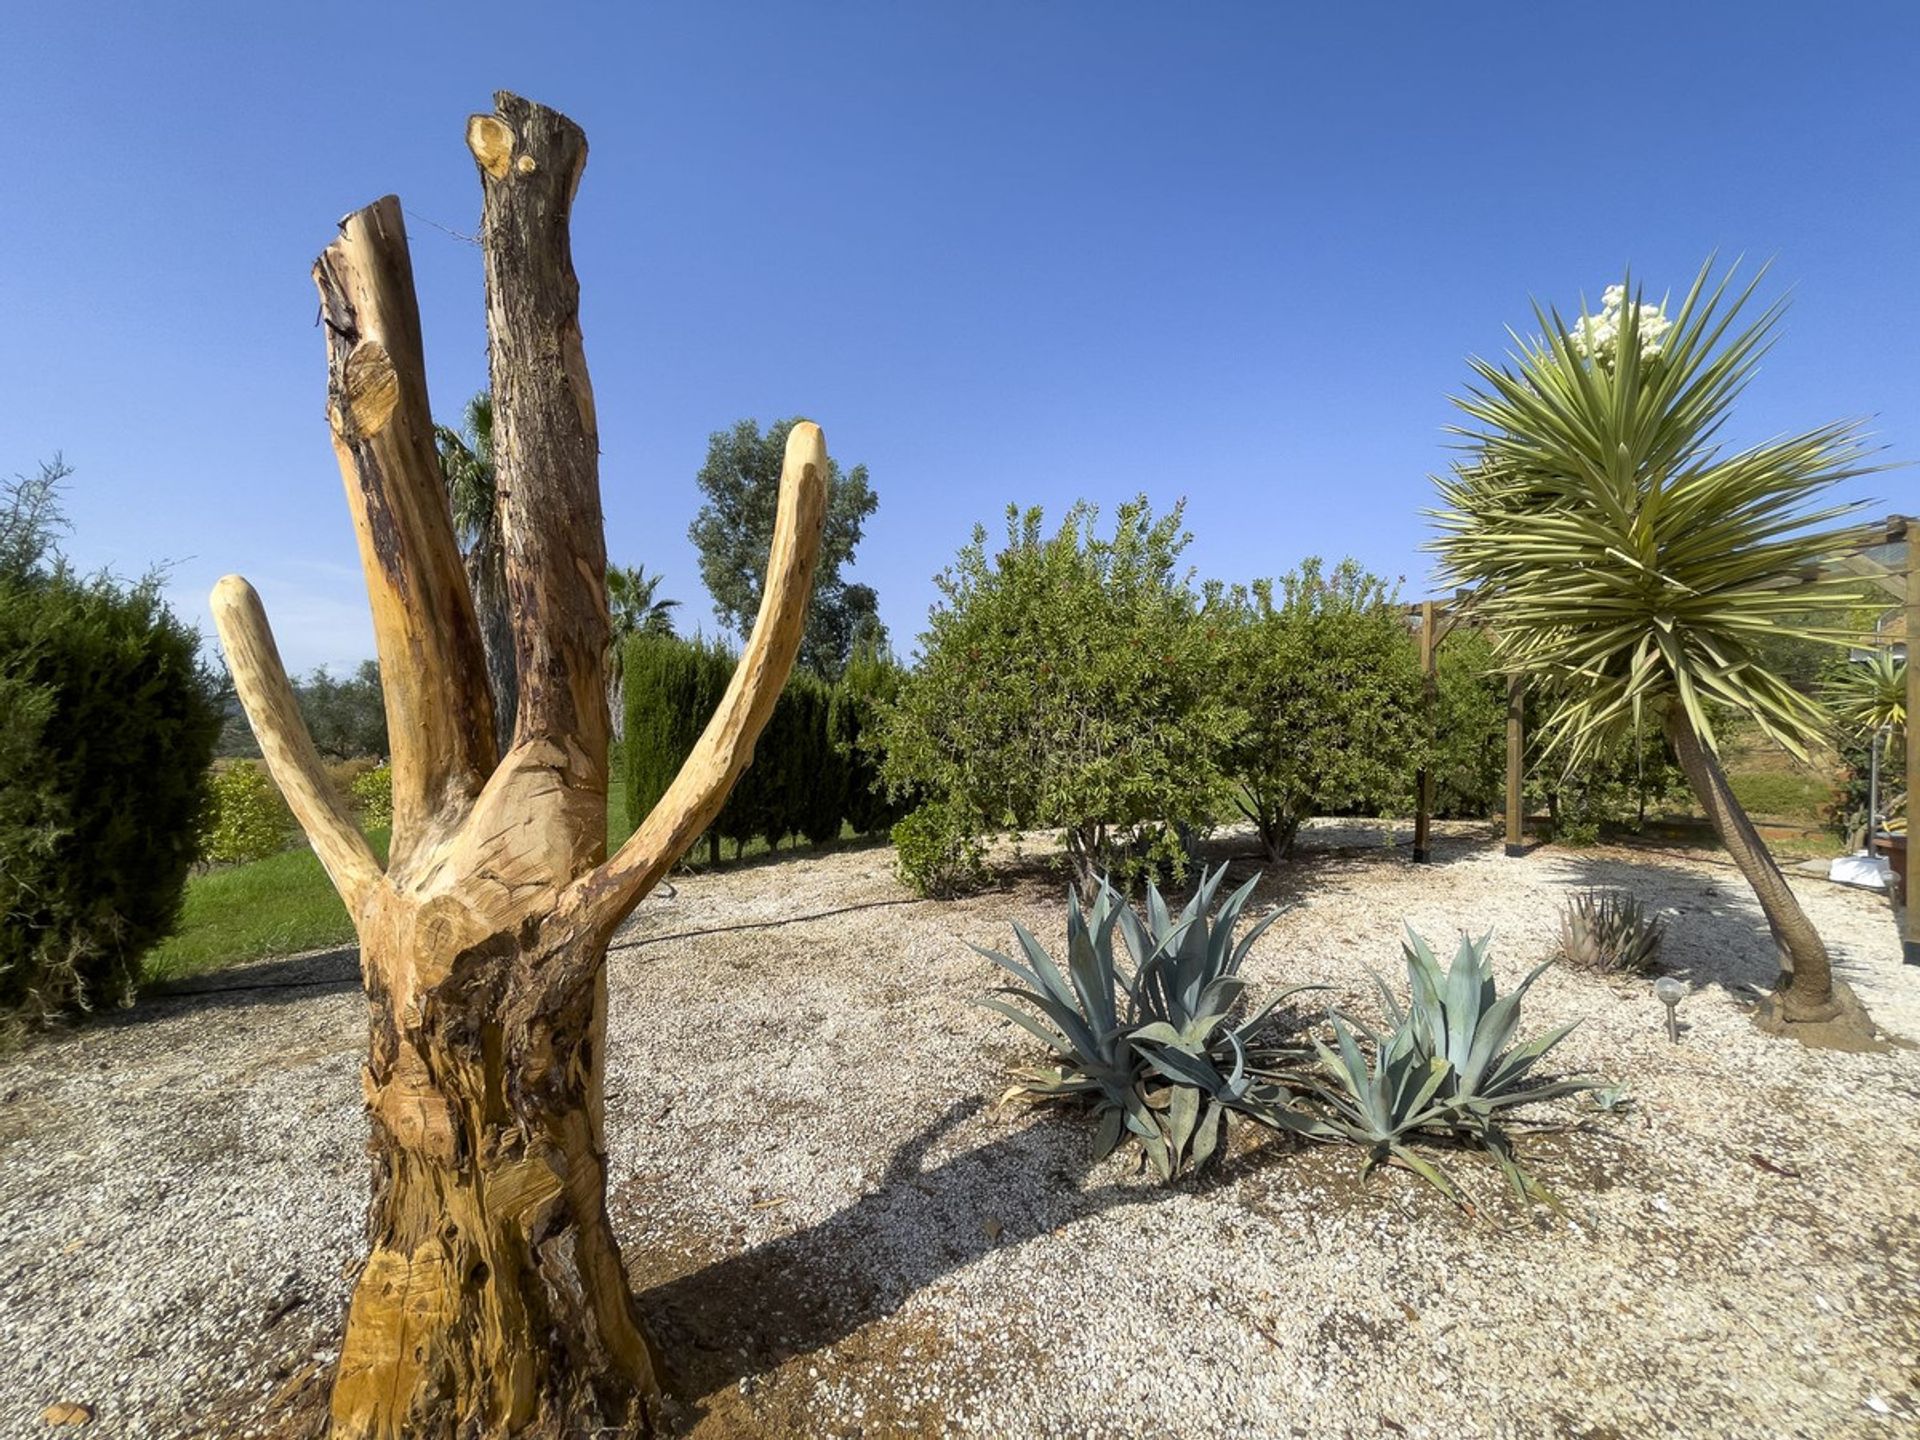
[1431,260,1885,764]
[1821,649,1907,735]
[1558,889,1665,975]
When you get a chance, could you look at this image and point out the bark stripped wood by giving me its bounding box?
[314,196,498,870]
[1504,672,1525,856]
[1900,514,1918,966]
[212,93,830,1438]
[1412,599,1436,862]
[209,575,383,912]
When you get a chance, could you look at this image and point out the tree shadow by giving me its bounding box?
[629,1095,1287,1414]
[129,945,363,1020]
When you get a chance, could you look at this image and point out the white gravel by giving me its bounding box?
[2,820,1917,1438]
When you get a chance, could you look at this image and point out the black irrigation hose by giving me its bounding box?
[140,895,937,1001]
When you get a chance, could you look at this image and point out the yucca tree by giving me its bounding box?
[1821,648,1907,735]
[1432,261,1885,1041]
[435,390,516,754]
[605,563,679,740]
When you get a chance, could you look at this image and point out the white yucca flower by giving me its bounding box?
[1567,284,1671,364]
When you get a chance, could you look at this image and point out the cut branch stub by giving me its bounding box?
[568,421,831,940]
[314,196,497,870]
[469,93,608,770]
[209,576,384,913]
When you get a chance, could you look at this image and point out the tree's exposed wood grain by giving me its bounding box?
[469,94,607,774]
[314,197,498,871]
[210,575,384,912]
[216,93,829,1436]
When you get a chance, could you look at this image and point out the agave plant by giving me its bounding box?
[1558,890,1665,975]
[974,864,1316,1178]
[1299,928,1597,1203]
[1432,259,1887,1036]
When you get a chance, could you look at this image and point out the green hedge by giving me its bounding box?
[1,567,221,1022]
[621,634,901,861]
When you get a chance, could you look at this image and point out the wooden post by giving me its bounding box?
[1504,672,1525,857]
[1413,599,1436,863]
[1903,516,1918,965]
[213,94,829,1437]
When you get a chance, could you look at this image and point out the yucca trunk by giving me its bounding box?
[333,931,656,1438]
[1664,708,1873,1040]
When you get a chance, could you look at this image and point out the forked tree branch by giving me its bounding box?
[469,94,609,765]
[313,196,497,870]
[564,423,830,939]
[210,576,385,912]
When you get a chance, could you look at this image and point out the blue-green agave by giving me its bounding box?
[975,864,1317,1179]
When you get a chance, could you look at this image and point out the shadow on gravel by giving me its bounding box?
[1553,848,1818,1003]
[131,946,363,1019]
[635,1095,1288,1413]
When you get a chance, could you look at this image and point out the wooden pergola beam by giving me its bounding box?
[1900,516,1918,965]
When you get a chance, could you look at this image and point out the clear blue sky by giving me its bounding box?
[5,2,1915,674]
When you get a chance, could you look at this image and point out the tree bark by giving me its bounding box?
[214,93,830,1437]
[1665,707,1877,1043]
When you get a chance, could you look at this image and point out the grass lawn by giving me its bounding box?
[143,755,874,985]
[144,828,391,984]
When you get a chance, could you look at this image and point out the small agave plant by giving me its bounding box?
[1299,928,1598,1203]
[1558,890,1665,975]
[974,864,1317,1179]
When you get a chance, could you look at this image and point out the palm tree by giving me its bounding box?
[604,563,679,741]
[1432,262,1885,1043]
[435,392,516,755]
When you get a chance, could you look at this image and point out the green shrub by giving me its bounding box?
[832,639,910,835]
[880,499,1238,894]
[1223,559,1422,859]
[1427,627,1508,818]
[891,800,986,897]
[199,762,292,865]
[1,465,222,1021]
[348,763,394,827]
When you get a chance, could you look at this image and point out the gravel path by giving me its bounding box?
[3,822,1917,1438]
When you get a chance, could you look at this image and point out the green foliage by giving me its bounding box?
[1432,260,1882,764]
[348,763,394,827]
[1427,627,1508,818]
[1727,768,1831,822]
[881,498,1239,893]
[1557,890,1665,974]
[975,865,1314,1179]
[831,639,911,836]
[890,801,985,897]
[296,660,387,760]
[1297,929,1597,1203]
[1223,559,1422,857]
[435,390,516,747]
[606,563,679,641]
[1535,717,1688,841]
[1,462,222,1022]
[1821,649,1907,735]
[688,417,883,680]
[199,762,292,865]
[621,632,896,862]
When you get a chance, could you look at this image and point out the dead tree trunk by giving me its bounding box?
[213,93,828,1438]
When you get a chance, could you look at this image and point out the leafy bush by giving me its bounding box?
[891,800,985,898]
[881,499,1238,894]
[348,763,394,827]
[199,762,292,865]
[1,464,222,1022]
[1295,929,1597,1203]
[1426,627,1508,819]
[832,639,911,836]
[1557,890,1665,974]
[975,864,1315,1178]
[1223,559,1422,859]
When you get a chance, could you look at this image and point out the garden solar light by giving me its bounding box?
[1653,976,1688,1043]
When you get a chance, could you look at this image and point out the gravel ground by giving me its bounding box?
[3,820,1918,1438]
